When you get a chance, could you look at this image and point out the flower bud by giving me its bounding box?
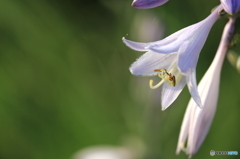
[220,0,240,14]
[132,0,168,9]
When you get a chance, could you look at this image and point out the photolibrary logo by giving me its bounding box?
[210,150,238,156]
[210,150,215,156]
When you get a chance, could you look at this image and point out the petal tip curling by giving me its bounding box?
[122,37,148,52]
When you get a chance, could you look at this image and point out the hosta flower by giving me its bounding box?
[132,0,168,9]
[123,6,222,109]
[220,0,240,14]
[176,17,235,158]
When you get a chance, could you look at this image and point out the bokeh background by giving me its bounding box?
[0,0,239,159]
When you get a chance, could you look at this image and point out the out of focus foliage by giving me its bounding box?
[0,0,239,159]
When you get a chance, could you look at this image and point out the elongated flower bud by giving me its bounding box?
[176,17,236,158]
[132,0,168,9]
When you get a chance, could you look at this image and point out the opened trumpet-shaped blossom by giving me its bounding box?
[123,6,222,109]
[176,17,235,158]
[132,0,168,9]
[220,0,240,14]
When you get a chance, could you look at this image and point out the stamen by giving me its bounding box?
[149,68,177,89]
[149,79,165,89]
[154,69,167,72]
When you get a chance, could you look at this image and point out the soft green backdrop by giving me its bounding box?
[0,0,239,159]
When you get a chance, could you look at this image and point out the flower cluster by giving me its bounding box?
[123,0,239,158]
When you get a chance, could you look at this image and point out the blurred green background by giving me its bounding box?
[0,0,239,159]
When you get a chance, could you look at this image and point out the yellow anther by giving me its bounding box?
[154,69,167,72]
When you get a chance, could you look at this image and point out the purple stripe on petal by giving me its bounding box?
[221,0,240,14]
[177,28,210,75]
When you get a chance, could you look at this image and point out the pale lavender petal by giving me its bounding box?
[182,58,220,156]
[186,71,202,108]
[123,27,185,53]
[146,27,189,53]
[130,51,176,75]
[221,0,240,14]
[148,22,209,54]
[187,59,222,156]
[150,5,220,56]
[186,83,218,156]
[161,76,186,110]
[132,0,168,9]
[194,106,217,154]
[177,6,220,75]
[177,31,208,75]
[123,36,178,52]
[147,41,180,54]
[122,37,149,51]
[176,100,194,154]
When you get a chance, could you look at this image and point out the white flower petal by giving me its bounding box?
[147,41,180,54]
[186,71,202,108]
[187,60,221,156]
[146,27,189,53]
[151,26,189,45]
[195,105,216,153]
[177,41,193,74]
[122,37,149,51]
[161,76,186,110]
[177,30,208,75]
[186,95,218,156]
[176,100,194,154]
[130,51,177,75]
[123,27,185,53]
[186,102,200,157]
